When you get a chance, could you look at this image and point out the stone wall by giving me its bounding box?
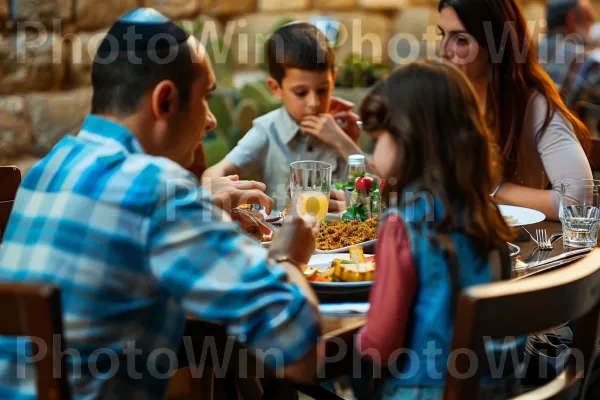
[0,0,582,174]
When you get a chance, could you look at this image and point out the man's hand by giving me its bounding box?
[328,188,347,213]
[268,215,317,266]
[203,175,274,214]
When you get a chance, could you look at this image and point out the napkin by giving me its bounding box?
[319,303,370,315]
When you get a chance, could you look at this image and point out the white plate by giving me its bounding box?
[318,302,370,316]
[263,239,377,252]
[314,239,377,254]
[498,205,546,227]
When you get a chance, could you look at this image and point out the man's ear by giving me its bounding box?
[150,80,180,120]
[266,77,283,101]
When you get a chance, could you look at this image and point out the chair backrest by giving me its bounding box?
[444,249,600,400]
[0,200,14,242]
[0,282,71,400]
[0,166,21,202]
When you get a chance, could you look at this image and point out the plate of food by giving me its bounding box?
[302,246,375,297]
[315,217,378,253]
[498,205,546,227]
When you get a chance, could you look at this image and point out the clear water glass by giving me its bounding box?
[289,161,332,222]
[559,179,600,248]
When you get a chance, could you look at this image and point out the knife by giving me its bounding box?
[528,247,592,268]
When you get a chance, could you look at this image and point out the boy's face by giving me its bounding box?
[267,68,337,123]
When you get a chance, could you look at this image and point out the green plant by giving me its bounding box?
[335,54,388,88]
[180,17,234,88]
[335,173,381,221]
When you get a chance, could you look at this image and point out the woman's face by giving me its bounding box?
[438,6,489,84]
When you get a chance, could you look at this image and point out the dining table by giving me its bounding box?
[184,219,593,349]
[321,219,594,335]
[179,218,599,398]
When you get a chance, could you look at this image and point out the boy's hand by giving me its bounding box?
[301,114,348,149]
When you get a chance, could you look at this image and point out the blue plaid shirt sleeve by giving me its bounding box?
[147,175,321,369]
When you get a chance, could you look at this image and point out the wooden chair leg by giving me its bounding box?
[295,384,344,400]
[220,372,240,399]
[235,376,264,399]
[261,380,299,400]
[189,366,214,399]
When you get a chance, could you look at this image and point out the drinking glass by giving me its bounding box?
[289,161,332,222]
[559,179,600,247]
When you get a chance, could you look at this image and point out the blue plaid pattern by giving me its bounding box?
[0,115,319,399]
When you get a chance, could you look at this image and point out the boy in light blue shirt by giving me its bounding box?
[204,22,363,211]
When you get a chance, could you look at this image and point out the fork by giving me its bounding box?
[522,227,539,245]
[536,229,553,250]
[522,227,553,250]
[230,208,277,233]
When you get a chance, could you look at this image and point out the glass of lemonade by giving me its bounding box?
[560,179,600,248]
[290,161,332,222]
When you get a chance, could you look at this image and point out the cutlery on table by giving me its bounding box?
[528,247,593,268]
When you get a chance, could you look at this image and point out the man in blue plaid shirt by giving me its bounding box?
[0,8,323,399]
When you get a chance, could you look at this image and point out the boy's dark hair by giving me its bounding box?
[265,22,335,83]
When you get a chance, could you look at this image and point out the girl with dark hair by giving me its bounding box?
[356,59,520,399]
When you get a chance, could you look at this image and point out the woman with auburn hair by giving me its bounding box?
[438,0,592,220]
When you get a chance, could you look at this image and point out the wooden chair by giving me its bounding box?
[260,321,366,400]
[0,166,21,202]
[444,248,600,399]
[0,166,21,241]
[0,200,14,242]
[0,282,71,399]
[179,319,269,399]
[180,317,365,400]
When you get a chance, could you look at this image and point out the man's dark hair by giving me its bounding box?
[91,9,197,117]
[265,22,335,83]
[547,0,580,32]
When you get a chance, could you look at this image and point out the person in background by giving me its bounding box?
[437,0,593,220]
[0,8,323,399]
[203,22,363,213]
[539,0,600,114]
[356,60,520,399]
